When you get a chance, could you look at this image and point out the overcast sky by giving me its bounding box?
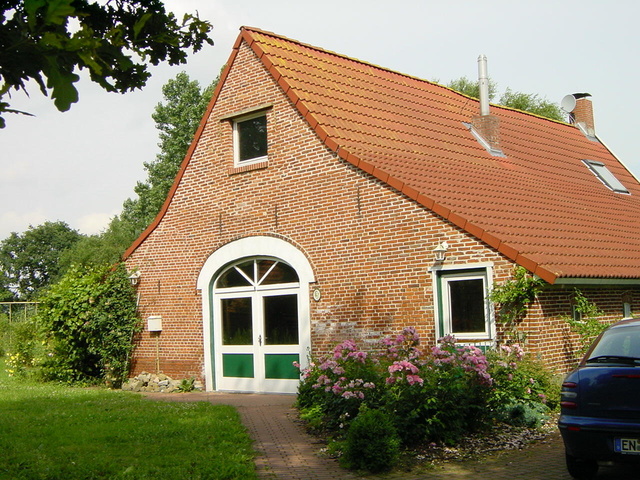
[2,0,638,239]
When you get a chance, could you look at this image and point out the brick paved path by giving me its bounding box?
[144,392,638,479]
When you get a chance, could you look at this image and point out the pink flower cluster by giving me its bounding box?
[499,343,525,360]
[430,335,493,386]
[308,340,376,399]
[297,329,511,400]
[381,326,422,361]
[387,360,424,385]
[333,339,368,363]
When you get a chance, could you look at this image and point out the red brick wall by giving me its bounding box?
[125,39,640,384]
[521,286,640,372]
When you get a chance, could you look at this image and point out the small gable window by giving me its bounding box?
[234,112,267,164]
[583,159,629,194]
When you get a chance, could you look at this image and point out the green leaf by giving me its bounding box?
[24,0,47,30]
[133,13,153,39]
[40,32,65,49]
[43,60,80,112]
[45,0,76,26]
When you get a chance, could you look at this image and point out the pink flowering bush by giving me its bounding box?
[383,333,494,445]
[296,327,556,450]
[296,339,385,430]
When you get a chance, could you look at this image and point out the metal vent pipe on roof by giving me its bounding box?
[478,54,490,116]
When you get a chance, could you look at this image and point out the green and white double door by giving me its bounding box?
[213,258,306,393]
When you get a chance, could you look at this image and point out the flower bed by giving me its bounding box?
[296,327,559,473]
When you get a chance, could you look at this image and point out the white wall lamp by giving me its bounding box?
[433,242,449,263]
[128,270,142,287]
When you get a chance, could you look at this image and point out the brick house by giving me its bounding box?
[124,27,640,393]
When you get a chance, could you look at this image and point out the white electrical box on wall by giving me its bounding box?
[147,315,163,332]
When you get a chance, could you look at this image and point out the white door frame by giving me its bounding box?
[197,237,315,392]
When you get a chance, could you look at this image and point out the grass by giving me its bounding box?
[0,358,257,480]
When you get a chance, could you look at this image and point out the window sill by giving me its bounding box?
[228,160,269,175]
[453,337,494,345]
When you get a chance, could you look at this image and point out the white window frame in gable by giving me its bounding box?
[233,110,268,166]
[431,262,496,345]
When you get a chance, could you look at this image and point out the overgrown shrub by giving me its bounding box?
[487,344,559,415]
[341,406,399,473]
[495,401,550,428]
[0,315,9,357]
[37,263,140,386]
[2,318,44,378]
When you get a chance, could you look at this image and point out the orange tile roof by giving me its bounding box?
[240,27,640,284]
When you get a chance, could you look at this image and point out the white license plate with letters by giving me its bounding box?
[615,438,640,454]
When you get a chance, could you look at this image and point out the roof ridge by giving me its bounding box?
[241,26,448,93]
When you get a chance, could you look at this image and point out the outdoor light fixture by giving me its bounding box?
[433,242,449,262]
[128,270,141,287]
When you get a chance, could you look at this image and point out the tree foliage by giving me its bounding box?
[57,215,142,270]
[0,0,213,127]
[447,76,498,102]
[57,71,216,268]
[447,76,565,122]
[498,88,565,122]
[38,263,140,385]
[120,71,216,233]
[0,221,81,299]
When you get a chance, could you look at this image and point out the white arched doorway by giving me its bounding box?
[197,237,315,393]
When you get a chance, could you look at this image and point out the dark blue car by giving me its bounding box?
[558,318,640,479]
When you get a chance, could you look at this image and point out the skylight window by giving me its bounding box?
[583,160,629,194]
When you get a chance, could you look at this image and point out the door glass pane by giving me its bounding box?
[449,279,486,333]
[261,262,299,285]
[222,297,253,345]
[264,294,298,345]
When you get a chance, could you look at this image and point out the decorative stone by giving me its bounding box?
[121,373,200,393]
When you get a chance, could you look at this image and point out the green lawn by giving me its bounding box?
[0,359,257,480]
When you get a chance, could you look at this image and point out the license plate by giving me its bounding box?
[615,438,640,454]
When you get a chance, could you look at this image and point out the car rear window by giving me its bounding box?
[589,325,640,360]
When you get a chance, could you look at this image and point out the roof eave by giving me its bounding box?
[553,277,640,286]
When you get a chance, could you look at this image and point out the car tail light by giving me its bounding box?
[561,381,578,409]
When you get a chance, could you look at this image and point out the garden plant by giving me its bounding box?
[296,327,559,473]
[3,263,141,387]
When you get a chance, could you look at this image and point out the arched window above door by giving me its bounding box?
[215,258,299,289]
